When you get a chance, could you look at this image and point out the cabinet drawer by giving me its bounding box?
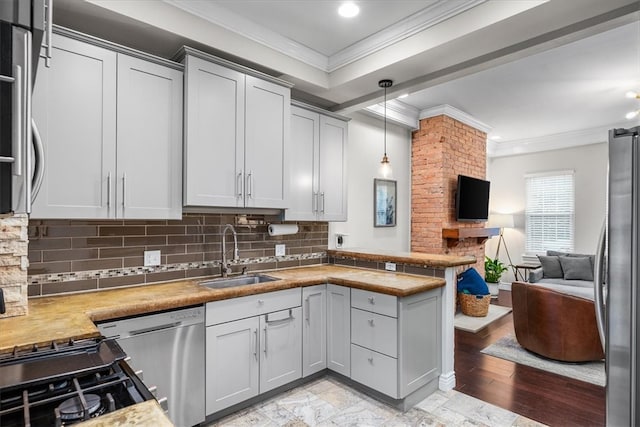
[351,289,397,317]
[206,288,301,326]
[351,308,397,357]
[351,344,398,398]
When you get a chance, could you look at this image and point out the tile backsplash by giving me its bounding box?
[28,213,328,296]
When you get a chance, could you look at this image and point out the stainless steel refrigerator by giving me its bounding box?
[595,126,640,426]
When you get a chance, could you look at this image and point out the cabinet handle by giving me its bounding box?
[263,326,268,355]
[368,319,375,327]
[305,297,310,323]
[253,329,258,360]
[368,357,374,364]
[122,173,127,208]
[320,192,325,213]
[237,172,243,198]
[368,296,375,304]
[257,299,264,305]
[107,172,112,208]
[246,172,253,198]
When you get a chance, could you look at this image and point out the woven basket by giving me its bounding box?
[458,292,490,317]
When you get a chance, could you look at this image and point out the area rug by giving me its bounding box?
[482,334,605,386]
[454,305,512,333]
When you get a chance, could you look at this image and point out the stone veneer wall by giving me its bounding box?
[27,213,328,296]
[0,214,29,318]
[411,115,487,274]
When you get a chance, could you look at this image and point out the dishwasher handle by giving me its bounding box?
[127,321,182,337]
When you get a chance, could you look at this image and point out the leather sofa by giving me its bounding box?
[511,281,604,362]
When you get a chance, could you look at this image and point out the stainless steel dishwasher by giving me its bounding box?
[98,306,205,427]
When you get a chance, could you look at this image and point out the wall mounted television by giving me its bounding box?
[455,174,490,222]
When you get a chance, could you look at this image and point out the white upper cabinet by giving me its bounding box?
[32,31,183,219]
[116,55,183,219]
[183,50,291,209]
[32,35,117,219]
[286,104,348,221]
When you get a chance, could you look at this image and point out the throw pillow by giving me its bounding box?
[537,255,564,278]
[457,267,489,295]
[547,250,595,275]
[558,256,594,281]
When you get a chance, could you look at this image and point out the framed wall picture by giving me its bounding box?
[374,179,396,227]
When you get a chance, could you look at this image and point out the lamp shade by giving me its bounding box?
[488,213,514,229]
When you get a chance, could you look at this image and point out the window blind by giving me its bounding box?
[525,172,575,254]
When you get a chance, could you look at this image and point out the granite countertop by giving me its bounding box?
[327,248,476,267]
[0,264,445,354]
[1,263,446,426]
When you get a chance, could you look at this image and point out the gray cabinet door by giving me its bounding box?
[302,284,327,377]
[398,289,441,398]
[31,34,117,218]
[206,317,260,414]
[244,75,290,209]
[259,307,302,393]
[327,284,350,376]
[318,115,347,221]
[286,106,319,221]
[116,54,183,219]
[184,56,245,207]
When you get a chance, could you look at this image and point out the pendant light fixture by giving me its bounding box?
[379,79,393,178]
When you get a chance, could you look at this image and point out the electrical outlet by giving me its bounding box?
[275,244,286,256]
[144,250,161,267]
[385,262,396,272]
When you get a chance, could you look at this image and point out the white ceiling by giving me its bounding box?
[54,0,640,154]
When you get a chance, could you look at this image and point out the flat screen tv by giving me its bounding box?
[455,175,490,222]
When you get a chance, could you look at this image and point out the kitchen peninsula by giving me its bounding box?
[0,251,474,425]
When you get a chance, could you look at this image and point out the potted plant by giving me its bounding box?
[485,256,508,297]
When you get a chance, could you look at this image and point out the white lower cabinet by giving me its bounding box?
[302,285,327,377]
[349,288,441,399]
[327,284,351,376]
[205,284,441,416]
[206,317,259,414]
[260,307,302,392]
[205,289,302,415]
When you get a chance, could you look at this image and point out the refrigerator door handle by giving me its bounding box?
[594,222,606,350]
[31,119,45,203]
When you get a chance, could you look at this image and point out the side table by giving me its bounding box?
[513,263,541,282]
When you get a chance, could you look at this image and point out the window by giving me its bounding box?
[525,171,575,254]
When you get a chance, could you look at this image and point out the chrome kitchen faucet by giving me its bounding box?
[221,224,239,277]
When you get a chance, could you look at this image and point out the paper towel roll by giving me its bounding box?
[268,224,299,236]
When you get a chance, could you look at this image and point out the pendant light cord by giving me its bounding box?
[384,85,387,157]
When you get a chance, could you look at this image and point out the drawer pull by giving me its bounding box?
[368,319,375,327]
[257,299,264,305]
[368,357,374,364]
[368,296,375,304]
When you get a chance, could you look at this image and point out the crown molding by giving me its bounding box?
[164,0,328,70]
[164,0,486,73]
[365,100,420,129]
[419,104,492,133]
[327,0,486,72]
[486,121,630,158]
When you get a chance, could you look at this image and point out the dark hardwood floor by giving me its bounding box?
[454,291,605,427]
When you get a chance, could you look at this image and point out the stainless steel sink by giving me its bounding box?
[199,274,280,289]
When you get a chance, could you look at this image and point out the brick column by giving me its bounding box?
[411,114,487,274]
[0,213,29,318]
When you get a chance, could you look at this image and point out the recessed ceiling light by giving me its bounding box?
[397,93,409,99]
[338,2,359,18]
[626,91,639,99]
[489,135,502,141]
[626,110,639,120]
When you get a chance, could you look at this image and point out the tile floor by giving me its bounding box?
[206,376,546,426]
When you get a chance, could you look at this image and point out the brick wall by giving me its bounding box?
[27,213,327,296]
[411,115,487,274]
[0,214,29,318]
